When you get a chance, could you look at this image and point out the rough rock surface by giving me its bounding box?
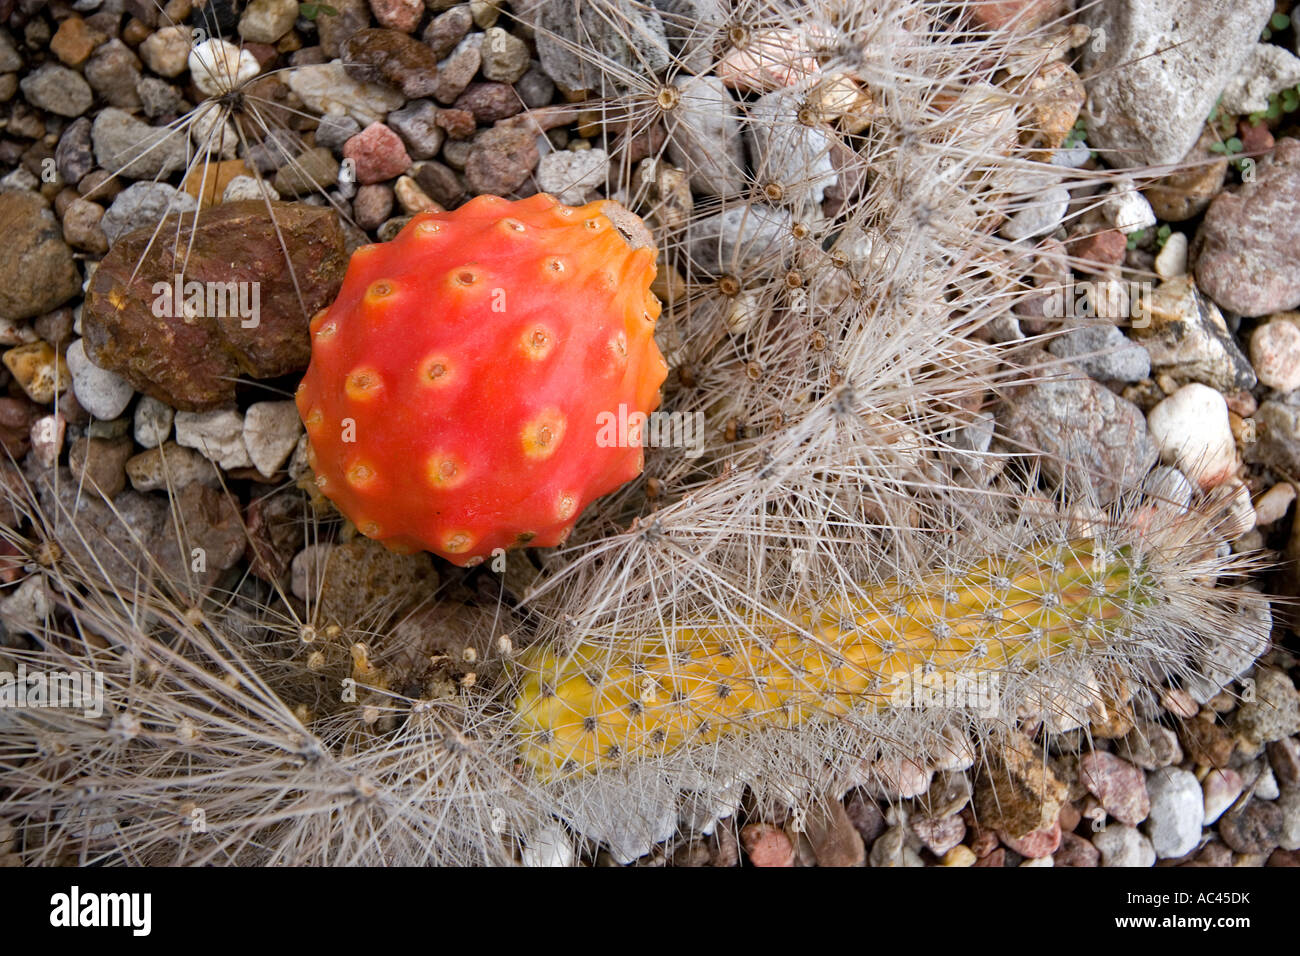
[82,202,347,411]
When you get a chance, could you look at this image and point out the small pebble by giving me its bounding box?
[1144,767,1203,859]
[1146,383,1238,490]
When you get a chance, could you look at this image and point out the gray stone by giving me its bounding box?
[532,0,671,91]
[133,395,174,449]
[1143,767,1203,859]
[1079,0,1273,168]
[1092,823,1156,867]
[84,39,142,109]
[174,408,254,471]
[536,147,608,205]
[136,76,185,118]
[1048,324,1150,382]
[243,400,303,478]
[1184,593,1272,704]
[557,764,677,864]
[91,108,189,180]
[746,86,837,209]
[100,182,197,245]
[315,113,361,155]
[1220,43,1300,115]
[1234,667,1300,745]
[1000,360,1158,502]
[686,204,792,276]
[125,442,222,492]
[664,75,745,197]
[19,64,93,117]
[0,28,22,73]
[480,26,530,83]
[1000,184,1070,240]
[652,0,726,74]
[433,33,482,105]
[65,338,133,420]
[1130,276,1256,392]
[515,62,555,109]
[287,61,405,127]
[386,100,446,160]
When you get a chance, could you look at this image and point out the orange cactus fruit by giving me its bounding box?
[295,192,669,566]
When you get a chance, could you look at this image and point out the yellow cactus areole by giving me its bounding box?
[510,539,1156,778]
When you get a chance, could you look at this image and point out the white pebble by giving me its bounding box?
[188,38,260,98]
[242,400,303,478]
[1146,383,1237,489]
[1153,231,1188,278]
[1100,178,1157,234]
[174,408,253,470]
[1093,823,1156,866]
[133,395,174,449]
[65,338,134,420]
[521,822,575,868]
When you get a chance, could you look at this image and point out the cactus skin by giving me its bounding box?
[511,540,1154,778]
[295,192,668,566]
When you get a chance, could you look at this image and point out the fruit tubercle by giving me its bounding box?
[510,539,1156,779]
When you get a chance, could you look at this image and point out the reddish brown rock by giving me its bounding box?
[1068,228,1127,270]
[343,28,441,100]
[740,822,795,867]
[1000,817,1062,858]
[969,0,1069,30]
[1079,751,1150,825]
[82,201,347,411]
[1194,138,1300,316]
[1055,831,1101,866]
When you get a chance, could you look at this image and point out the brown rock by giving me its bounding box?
[245,490,306,584]
[50,16,106,67]
[1178,713,1234,768]
[0,397,41,457]
[453,82,524,123]
[68,435,133,498]
[343,28,441,100]
[843,790,886,846]
[974,732,1068,839]
[804,800,865,867]
[1022,61,1085,156]
[1218,799,1284,854]
[464,125,539,195]
[0,191,82,321]
[1055,831,1100,866]
[1194,138,1300,316]
[1079,751,1150,825]
[1239,118,1274,155]
[435,108,477,140]
[82,201,347,411]
[317,0,370,57]
[60,197,108,254]
[1067,228,1126,271]
[1146,126,1228,222]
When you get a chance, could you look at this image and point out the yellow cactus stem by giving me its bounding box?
[510,539,1156,779]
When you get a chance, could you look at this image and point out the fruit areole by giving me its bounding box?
[295,193,669,565]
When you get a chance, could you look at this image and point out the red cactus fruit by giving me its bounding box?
[295,193,668,566]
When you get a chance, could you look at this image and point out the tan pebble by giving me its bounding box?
[1252,482,1296,525]
[940,844,977,867]
[2,341,69,404]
